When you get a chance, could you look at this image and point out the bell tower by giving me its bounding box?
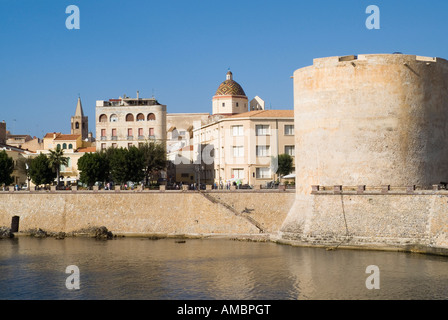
[71,97,88,140]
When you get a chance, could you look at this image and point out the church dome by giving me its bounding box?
[215,71,247,97]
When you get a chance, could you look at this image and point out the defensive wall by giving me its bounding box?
[0,189,295,238]
[2,186,448,255]
[277,185,448,256]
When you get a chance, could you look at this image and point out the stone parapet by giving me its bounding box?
[310,185,448,195]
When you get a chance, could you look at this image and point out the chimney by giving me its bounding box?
[137,90,139,100]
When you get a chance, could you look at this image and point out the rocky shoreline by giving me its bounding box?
[0,225,271,243]
[0,225,116,240]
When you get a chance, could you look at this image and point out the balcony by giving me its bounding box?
[127,135,134,141]
[138,135,145,140]
[111,136,118,141]
[100,136,107,141]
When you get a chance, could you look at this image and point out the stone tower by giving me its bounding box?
[279,53,448,248]
[291,54,448,194]
[0,120,6,144]
[71,97,88,140]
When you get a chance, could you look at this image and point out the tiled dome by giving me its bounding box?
[215,71,246,97]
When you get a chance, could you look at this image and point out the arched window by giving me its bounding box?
[68,144,73,149]
[99,114,107,122]
[126,113,134,122]
[110,114,118,122]
[75,122,79,129]
[147,113,156,121]
[63,143,67,149]
[137,113,145,121]
[57,144,61,149]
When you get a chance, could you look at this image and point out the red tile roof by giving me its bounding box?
[226,110,294,119]
[76,147,96,153]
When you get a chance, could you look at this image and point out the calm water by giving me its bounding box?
[0,236,448,300]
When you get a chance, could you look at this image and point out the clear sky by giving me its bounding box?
[1,0,448,138]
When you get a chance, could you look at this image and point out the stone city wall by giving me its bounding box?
[0,190,295,237]
[278,187,448,255]
[2,188,448,255]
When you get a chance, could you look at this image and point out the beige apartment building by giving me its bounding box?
[95,92,167,151]
[193,110,294,186]
[186,70,295,187]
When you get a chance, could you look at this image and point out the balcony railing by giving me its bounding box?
[127,135,134,140]
[100,136,107,141]
[111,136,118,141]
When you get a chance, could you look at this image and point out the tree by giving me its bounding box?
[48,146,69,188]
[78,152,109,187]
[29,153,56,187]
[276,153,294,178]
[138,142,167,185]
[125,146,145,183]
[108,147,128,185]
[0,150,14,186]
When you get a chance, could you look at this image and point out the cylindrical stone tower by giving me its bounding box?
[293,54,448,194]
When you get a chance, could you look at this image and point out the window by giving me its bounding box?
[138,128,143,137]
[68,144,73,149]
[181,173,189,178]
[285,125,294,135]
[256,167,271,179]
[222,103,225,107]
[149,128,155,137]
[62,143,67,149]
[136,113,145,121]
[127,128,133,136]
[101,143,106,150]
[256,145,270,157]
[99,114,107,122]
[126,113,134,122]
[57,144,61,149]
[232,168,244,179]
[233,146,244,157]
[75,122,79,129]
[101,129,106,138]
[255,125,270,136]
[112,128,117,140]
[236,102,239,107]
[232,125,243,136]
[285,145,295,156]
[128,143,133,149]
[110,114,118,122]
[147,113,156,121]
[112,143,117,148]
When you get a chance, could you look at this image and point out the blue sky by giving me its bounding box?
[1,0,447,138]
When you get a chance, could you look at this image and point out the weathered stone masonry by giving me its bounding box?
[277,186,448,255]
[0,190,295,237]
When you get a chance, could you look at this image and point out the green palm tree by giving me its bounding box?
[48,146,69,189]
